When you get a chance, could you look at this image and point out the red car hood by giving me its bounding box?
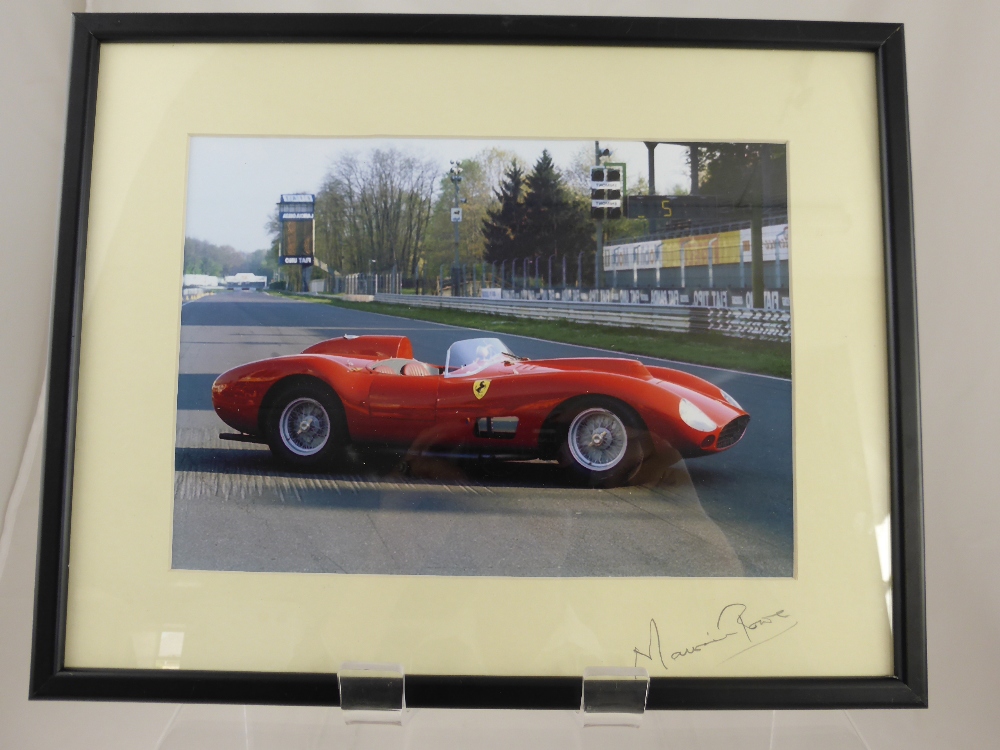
[516,357,724,401]
[518,357,651,379]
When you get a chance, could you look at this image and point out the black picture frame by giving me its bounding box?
[31,13,925,710]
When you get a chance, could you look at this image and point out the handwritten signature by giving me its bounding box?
[633,604,797,670]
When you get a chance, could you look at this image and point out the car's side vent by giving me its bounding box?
[717,415,750,449]
[475,416,519,439]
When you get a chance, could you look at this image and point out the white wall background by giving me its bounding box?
[1,1,996,747]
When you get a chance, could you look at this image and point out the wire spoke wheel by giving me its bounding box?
[567,407,628,471]
[278,397,331,456]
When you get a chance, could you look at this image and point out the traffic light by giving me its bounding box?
[590,166,623,220]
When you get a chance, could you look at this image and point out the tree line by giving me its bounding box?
[222,143,787,287]
[293,147,608,284]
[693,144,787,205]
[183,237,272,278]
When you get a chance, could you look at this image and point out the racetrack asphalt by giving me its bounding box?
[173,291,793,577]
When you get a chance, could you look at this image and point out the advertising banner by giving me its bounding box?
[662,230,741,268]
[739,224,789,262]
[603,240,662,271]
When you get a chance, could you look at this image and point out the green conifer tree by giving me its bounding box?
[520,150,592,266]
[482,161,527,263]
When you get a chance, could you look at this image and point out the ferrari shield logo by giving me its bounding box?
[473,380,491,399]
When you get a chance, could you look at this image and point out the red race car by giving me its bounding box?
[211,335,749,487]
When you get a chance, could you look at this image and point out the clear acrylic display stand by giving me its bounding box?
[579,666,649,728]
[337,662,405,725]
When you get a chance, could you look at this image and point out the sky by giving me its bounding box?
[184,137,692,254]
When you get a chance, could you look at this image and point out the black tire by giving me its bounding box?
[555,396,646,488]
[264,379,348,469]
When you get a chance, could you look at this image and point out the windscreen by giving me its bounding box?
[443,338,514,378]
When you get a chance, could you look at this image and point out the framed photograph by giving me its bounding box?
[31,13,925,710]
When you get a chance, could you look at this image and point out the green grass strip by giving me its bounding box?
[278,293,791,378]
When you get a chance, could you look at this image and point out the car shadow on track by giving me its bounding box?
[173,445,681,491]
[175,445,573,488]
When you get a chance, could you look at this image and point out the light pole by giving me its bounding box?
[689,143,700,196]
[594,141,610,289]
[448,161,463,296]
[577,251,583,289]
[548,252,556,290]
[644,141,657,194]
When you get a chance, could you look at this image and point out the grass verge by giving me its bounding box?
[279,293,791,378]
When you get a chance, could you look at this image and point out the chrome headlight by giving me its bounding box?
[720,389,742,410]
[679,398,717,432]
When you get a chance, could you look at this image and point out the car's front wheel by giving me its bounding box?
[265,380,347,469]
[556,398,645,488]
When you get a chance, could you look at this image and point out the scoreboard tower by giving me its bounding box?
[278,193,315,292]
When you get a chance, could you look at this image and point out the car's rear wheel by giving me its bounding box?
[265,380,347,469]
[556,397,645,488]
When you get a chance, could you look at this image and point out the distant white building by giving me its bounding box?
[182,274,221,288]
[224,272,268,290]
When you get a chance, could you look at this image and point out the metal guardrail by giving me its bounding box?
[367,293,790,343]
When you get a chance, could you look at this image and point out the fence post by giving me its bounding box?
[680,242,687,289]
[708,239,714,289]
